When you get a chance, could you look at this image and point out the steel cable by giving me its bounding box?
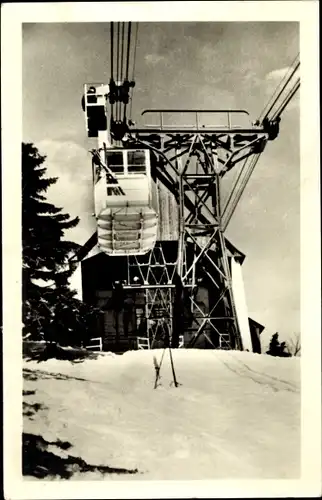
[129,23,139,122]
[259,53,300,121]
[125,22,132,81]
[120,22,125,83]
[116,22,121,121]
[222,153,261,231]
[223,156,258,226]
[271,78,300,120]
[110,22,114,81]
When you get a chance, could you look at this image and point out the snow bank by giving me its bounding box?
[23,349,300,480]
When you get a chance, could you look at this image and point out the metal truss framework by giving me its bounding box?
[120,110,270,350]
[81,54,299,351]
[125,243,177,347]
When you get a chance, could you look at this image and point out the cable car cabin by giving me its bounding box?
[93,148,159,256]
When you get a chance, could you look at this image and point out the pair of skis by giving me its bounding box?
[153,345,180,389]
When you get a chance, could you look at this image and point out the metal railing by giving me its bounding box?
[85,337,103,351]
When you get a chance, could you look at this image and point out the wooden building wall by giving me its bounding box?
[80,241,262,353]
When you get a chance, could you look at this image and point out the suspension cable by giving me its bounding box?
[110,23,115,120]
[264,62,299,119]
[131,23,139,82]
[125,22,132,81]
[222,54,300,231]
[116,22,120,81]
[129,22,139,121]
[110,22,114,81]
[271,78,300,120]
[223,155,259,228]
[119,22,125,123]
[116,22,121,121]
[222,153,262,231]
[122,22,132,121]
[259,53,299,121]
[260,54,300,122]
[120,22,125,83]
[221,156,249,217]
[108,21,137,139]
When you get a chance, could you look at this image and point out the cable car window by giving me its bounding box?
[128,151,146,173]
[87,86,97,104]
[107,152,124,174]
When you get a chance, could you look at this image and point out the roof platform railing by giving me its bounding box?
[130,108,266,135]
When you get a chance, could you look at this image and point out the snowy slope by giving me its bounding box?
[23,349,300,480]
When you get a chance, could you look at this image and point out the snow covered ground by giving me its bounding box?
[23,349,300,481]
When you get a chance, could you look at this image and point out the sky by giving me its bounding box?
[22,21,300,348]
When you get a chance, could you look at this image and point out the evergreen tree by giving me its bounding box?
[266,332,280,356]
[279,341,291,358]
[266,332,291,357]
[22,143,99,345]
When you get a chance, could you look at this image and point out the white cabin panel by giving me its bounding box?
[93,148,159,256]
[94,176,108,216]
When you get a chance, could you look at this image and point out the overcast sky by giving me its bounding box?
[22,21,299,347]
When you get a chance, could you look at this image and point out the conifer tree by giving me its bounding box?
[266,332,281,356]
[266,332,291,357]
[22,143,99,345]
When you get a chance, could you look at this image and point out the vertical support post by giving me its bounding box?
[227,111,231,129]
[195,111,199,130]
[176,154,185,279]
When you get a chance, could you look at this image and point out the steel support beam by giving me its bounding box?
[125,115,268,350]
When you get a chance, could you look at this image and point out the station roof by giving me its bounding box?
[248,318,265,334]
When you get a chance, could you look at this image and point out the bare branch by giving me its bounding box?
[287,333,301,357]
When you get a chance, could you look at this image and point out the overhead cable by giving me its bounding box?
[259,53,299,120]
[129,23,139,121]
[260,54,300,122]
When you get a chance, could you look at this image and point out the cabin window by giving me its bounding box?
[127,151,146,173]
[107,152,124,174]
[106,173,122,195]
[87,95,97,104]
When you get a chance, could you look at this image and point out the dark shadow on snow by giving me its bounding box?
[23,433,139,479]
[23,401,48,419]
[23,371,39,381]
[23,390,36,396]
[23,368,88,383]
[23,342,100,364]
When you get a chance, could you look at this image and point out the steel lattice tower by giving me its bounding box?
[122,109,270,349]
[80,48,299,351]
